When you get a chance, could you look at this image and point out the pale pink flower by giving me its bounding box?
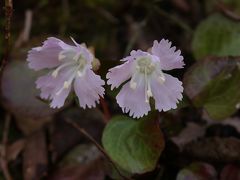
[27,37,105,108]
[107,39,184,118]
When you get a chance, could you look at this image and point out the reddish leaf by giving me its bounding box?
[220,164,240,180]
[177,162,217,180]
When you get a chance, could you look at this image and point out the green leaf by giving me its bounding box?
[184,56,240,120]
[192,13,240,59]
[102,115,165,174]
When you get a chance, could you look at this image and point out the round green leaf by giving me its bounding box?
[102,115,165,174]
[184,56,240,120]
[192,13,240,59]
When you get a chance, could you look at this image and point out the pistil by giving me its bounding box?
[144,67,153,103]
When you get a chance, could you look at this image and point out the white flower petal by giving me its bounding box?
[151,39,184,70]
[116,77,150,118]
[106,60,134,90]
[74,69,105,109]
[27,38,63,70]
[151,73,183,112]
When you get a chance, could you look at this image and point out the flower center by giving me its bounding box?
[73,53,88,77]
[136,57,155,74]
[53,50,88,95]
[52,50,88,78]
[130,56,166,103]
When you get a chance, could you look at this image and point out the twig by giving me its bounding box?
[0,114,13,180]
[171,0,190,12]
[124,15,147,56]
[1,0,13,73]
[152,5,193,34]
[65,118,131,180]
[94,7,119,24]
[217,1,240,21]
[15,10,33,48]
[100,97,111,123]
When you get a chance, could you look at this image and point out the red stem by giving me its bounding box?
[100,97,111,123]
